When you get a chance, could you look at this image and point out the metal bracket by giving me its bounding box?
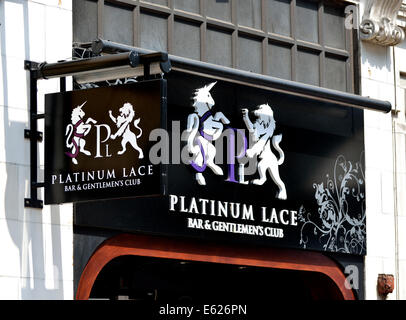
[90,39,172,81]
[24,198,43,209]
[24,60,45,209]
[24,60,39,71]
[141,52,170,80]
[23,49,170,209]
[24,129,43,142]
[24,60,42,79]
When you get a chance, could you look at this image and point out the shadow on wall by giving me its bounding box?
[0,0,65,299]
[361,41,393,79]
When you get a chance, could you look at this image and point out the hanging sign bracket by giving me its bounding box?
[23,51,171,209]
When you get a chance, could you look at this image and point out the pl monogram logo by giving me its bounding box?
[186,83,287,200]
[65,101,144,164]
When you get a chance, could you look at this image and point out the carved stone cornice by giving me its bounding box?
[397,1,406,29]
[360,0,405,46]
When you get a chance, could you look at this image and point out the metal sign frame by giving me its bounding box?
[24,51,171,209]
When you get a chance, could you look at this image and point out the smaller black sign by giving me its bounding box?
[45,80,166,204]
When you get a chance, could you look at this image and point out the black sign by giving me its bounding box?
[45,80,166,204]
[75,71,366,256]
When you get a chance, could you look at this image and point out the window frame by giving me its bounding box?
[74,0,359,93]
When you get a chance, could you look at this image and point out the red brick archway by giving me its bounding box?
[76,233,355,300]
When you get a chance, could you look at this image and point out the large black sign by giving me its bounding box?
[45,80,166,204]
[75,71,366,256]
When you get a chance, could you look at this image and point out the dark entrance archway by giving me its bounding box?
[76,234,355,300]
[89,255,345,301]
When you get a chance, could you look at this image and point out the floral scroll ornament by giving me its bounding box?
[299,154,366,255]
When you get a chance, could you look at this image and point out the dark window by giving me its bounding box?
[104,3,133,46]
[237,35,262,74]
[296,0,319,43]
[73,0,98,43]
[206,27,233,68]
[173,19,201,60]
[174,0,200,13]
[297,48,320,86]
[238,0,262,30]
[73,0,356,92]
[139,11,168,52]
[268,42,292,80]
[206,0,232,22]
[267,0,291,36]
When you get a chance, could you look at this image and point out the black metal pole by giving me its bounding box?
[171,58,392,113]
[37,51,140,80]
[92,39,171,74]
[24,72,43,209]
[91,39,391,113]
[60,77,66,92]
[92,38,135,54]
[30,75,38,202]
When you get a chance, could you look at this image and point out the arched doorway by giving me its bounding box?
[76,234,355,300]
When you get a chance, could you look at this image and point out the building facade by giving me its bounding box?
[0,0,405,300]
